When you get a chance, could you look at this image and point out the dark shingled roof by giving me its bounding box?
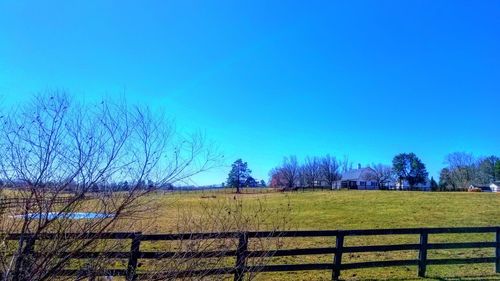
[470,184,492,191]
[341,168,375,181]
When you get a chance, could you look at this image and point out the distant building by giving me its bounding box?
[333,167,379,190]
[468,182,500,193]
[468,184,492,192]
[490,182,500,192]
[392,179,431,191]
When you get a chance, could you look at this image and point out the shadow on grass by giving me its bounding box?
[361,275,500,281]
[429,276,500,281]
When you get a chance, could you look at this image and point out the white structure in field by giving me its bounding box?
[332,164,433,191]
[489,182,500,192]
[393,179,431,191]
[333,166,379,190]
[468,182,500,192]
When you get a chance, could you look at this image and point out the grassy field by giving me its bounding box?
[4,189,500,280]
[142,189,500,231]
[122,189,500,281]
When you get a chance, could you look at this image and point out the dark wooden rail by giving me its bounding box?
[0,196,82,209]
[3,226,500,280]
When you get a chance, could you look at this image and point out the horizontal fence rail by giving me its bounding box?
[1,226,500,280]
[0,194,130,209]
[0,196,84,209]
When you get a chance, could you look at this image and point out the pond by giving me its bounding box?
[14,212,114,220]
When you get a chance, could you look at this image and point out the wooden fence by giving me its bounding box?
[0,196,83,209]
[3,226,500,280]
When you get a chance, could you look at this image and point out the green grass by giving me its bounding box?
[6,189,496,280]
[139,189,500,231]
[123,190,500,280]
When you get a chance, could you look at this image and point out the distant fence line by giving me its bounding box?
[0,193,139,209]
[0,196,82,209]
[2,226,500,280]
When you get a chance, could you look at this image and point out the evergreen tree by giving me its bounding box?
[226,159,252,193]
[392,153,428,189]
[495,161,500,181]
[439,168,453,190]
[245,176,258,187]
[430,176,439,191]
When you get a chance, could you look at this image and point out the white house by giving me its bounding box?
[489,182,500,192]
[333,167,379,190]
[392,179,431,191]
[468,184,492,192]
[468,182,500,192]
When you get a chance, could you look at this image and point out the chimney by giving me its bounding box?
[358,163,361,169]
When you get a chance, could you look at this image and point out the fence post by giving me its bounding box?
[332,232,344,281]
[12,233,36,281]
[496,227,500,273]
[234,232,249,281]
[126,232,142,281]
[418,229,428,278]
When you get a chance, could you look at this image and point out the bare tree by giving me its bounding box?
[444,152,478,189]
[368,164,394,189]
[477,156,499,184]
[277,156,300,189]
[141,196,291,280]
[341,155,353,173]
[270,155,341,190]
[0,92,221,281]
[300,157,321,188]
[319,155,341,189]
[440,153,500,190]
[268,167,286,188]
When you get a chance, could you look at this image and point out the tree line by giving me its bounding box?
[261,152,499,191]
[267,155,344,189]
[439,152,500,190]
[265,153,430,190]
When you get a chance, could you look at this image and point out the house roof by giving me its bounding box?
[470,184,492,191]
[470,184,490,187]
[341,168,374,181]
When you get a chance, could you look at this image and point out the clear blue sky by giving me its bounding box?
[1,1,499,185]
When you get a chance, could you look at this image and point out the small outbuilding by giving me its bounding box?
[468,182,500,192]
[393,179,431,191]
[490,182,500,192]
[468,184,492,192]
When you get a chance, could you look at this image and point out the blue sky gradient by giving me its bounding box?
[1,1,499,185]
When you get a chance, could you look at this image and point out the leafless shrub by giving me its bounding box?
[0,92,221,281]
[141,196,292,281]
